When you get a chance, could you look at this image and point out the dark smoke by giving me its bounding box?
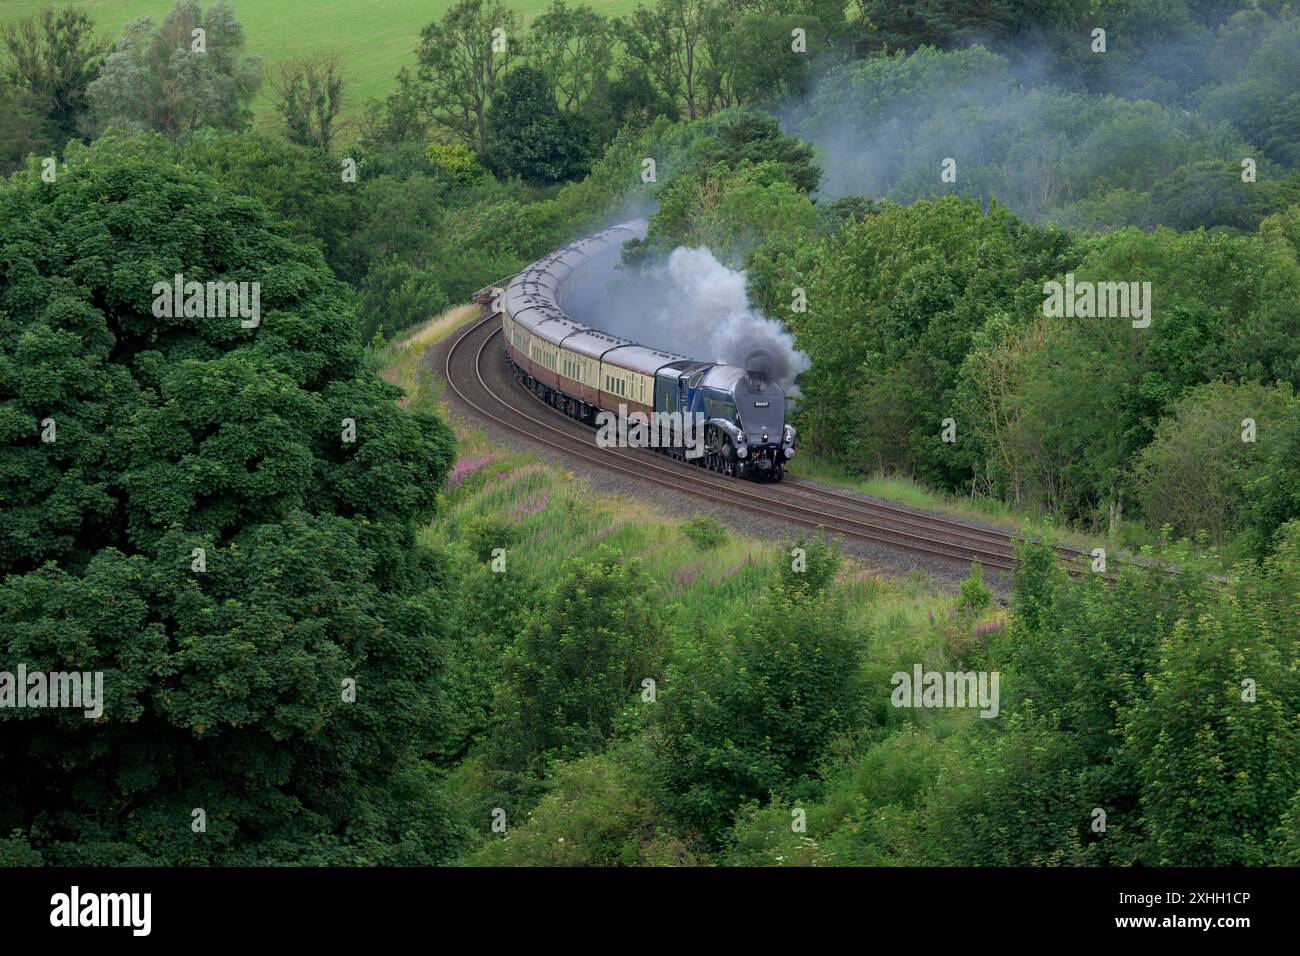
[562,244,810,393]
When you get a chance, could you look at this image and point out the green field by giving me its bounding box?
[0,0,640,132]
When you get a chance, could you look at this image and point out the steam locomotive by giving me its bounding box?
[489,221,796,480]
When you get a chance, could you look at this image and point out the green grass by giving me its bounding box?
[2,0,640,134]
[790,453,1125,556]
[427,449,1003,735]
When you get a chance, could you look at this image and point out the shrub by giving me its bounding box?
[959,562,992,612]
[682,512,727,550]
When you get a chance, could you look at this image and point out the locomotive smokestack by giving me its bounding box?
[742,347,775,380]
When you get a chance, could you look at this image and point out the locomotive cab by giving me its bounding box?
[655,361,717,460]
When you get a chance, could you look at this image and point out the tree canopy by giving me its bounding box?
[0,134,459,864]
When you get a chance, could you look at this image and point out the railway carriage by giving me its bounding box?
[597,344,678,422]
[492,221,796,480]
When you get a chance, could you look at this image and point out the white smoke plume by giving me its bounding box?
[563,246,810,393]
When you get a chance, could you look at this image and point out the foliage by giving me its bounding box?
[791,44,1268,229]
[1132,380,1297,551]
[777,532,840,599]
[796,196,1074,488]
[957,561,990,612]
[528,1,613,114]
[0,77,50,173]
[269,52,347,150]
[87,0,262,140]
[485,65,594,184]
[726,13,816,108]
[1203,14,1300,168]
[426,142,486,187]
[463,755,678,865]
[0,4,108,149]
[413,0,519,157]
[0,134,462,864]
[488,547,668,772]
[653,571,864,843]
[169,129,367,281]
[5,0,1300,871]
[681,512,727,550]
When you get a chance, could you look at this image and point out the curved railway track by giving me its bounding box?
[445,310,1098,576]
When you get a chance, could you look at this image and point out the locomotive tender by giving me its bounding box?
[493,220,796,480]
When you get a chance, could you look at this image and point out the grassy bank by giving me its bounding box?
[790,454,1154,558]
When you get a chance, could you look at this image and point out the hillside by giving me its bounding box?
[0,0,640,133]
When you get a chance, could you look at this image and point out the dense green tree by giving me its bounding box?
[995,222,1300,527]
[853,0,1023,50]
[485,66,594,184]
[0,4,108,149]
[625,109,821,266]
[166,129,367,282]
[981,530,1299,866]
[698,110,820,192]
[1131,380,1296,549]
[613,2,689,116]
[528,2,613,113]
[0,134,461,864]
[643,160,818,263]
[425,142,488,187]
[1141,161,1300,232]
[900,707,1095,866]
[791,44,1260,227]
[588,63,678,140]
[726,13,816,108]
[0,78,50,173]
[1204,14,1300,168]
[796,196,1073,487]
[1121,556,1300,865]
[352,173,452,340]
[670,518,1298,866]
